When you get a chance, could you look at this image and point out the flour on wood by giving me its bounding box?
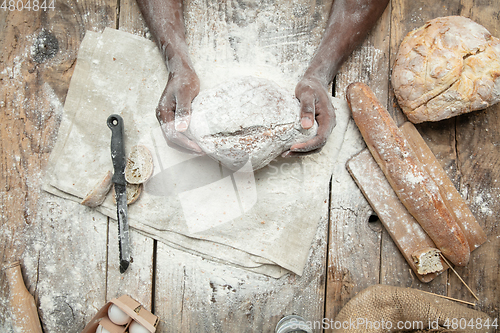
[183,0,332,90]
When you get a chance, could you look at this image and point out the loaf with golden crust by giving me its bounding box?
[347,82,470,266]
[392,16,500,123]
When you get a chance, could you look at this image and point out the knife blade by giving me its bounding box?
[107,114,130,273]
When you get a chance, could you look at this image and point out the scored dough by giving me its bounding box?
[392,16,500,123]
[188,76,317,171]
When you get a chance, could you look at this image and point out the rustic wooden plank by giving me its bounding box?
[334,2,391,102]
[154,212,329,332]
[326,191,381,326]
[450,0,500,317]
[325,3,390,323]
[0,0,118,330]
[23,195,109,332]
[118,0,150,39]
[0,10,74,330]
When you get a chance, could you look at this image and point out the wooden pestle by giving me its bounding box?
[4,261,43,333]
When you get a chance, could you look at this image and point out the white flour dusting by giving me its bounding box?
[183,0,332,91]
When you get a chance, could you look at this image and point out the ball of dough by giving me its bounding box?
[392,16,500,123]
[188,76,318,171]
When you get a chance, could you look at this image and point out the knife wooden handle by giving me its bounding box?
[4,262,44,333]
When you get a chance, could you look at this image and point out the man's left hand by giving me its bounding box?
[283,76,336,157]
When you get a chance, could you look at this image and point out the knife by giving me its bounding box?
[107,114,130,273]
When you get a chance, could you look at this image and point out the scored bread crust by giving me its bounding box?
[347,82,470,266]
[392,16,500,123]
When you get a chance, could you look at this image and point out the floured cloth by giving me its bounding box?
[43,28,351,278]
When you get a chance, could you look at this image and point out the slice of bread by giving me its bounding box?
[112,183,142,205]
[412,247,444,275]
[125,145,154,184]
[81,170,113,207]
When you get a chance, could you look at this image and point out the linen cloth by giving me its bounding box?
[43,28,351,277]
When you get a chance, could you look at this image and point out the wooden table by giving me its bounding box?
[1,0,499,331]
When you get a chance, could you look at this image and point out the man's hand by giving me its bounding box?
[282,76,336,158]
[136,0,205,154]
[156,64,203,154]
[281,0,389,158]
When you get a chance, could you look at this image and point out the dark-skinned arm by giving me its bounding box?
[284,0,390,157]
[136,0,203,153]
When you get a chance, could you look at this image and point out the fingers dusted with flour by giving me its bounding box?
[287,0,389,156]
[283,77,336,157]
[156,69,203,154]
[136,0,202,153]
[346,82,470,266]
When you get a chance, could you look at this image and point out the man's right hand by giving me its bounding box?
[156,61,204,154]
[136,0,204,154]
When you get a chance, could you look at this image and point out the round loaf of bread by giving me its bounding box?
[392,16,500,123]
[187,76,318,171]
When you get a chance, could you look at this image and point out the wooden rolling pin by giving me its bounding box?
[347,82,470,266]
[4,261,43,333]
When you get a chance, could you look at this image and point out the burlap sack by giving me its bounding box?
[333,285,493,332]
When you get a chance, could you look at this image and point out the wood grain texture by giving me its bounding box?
[325,3,390,324]
[154,214,329,332]
[452,2,500,311]
[106,227,154,308]
[326,192,381,326]
[24,196,108,332]
[2,0,500,331]
[118,0,149,38]
[0,0,117,330]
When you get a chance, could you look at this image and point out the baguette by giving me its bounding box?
[346,82,470,266]
[400,122,487,250]
[347,149,445,282]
